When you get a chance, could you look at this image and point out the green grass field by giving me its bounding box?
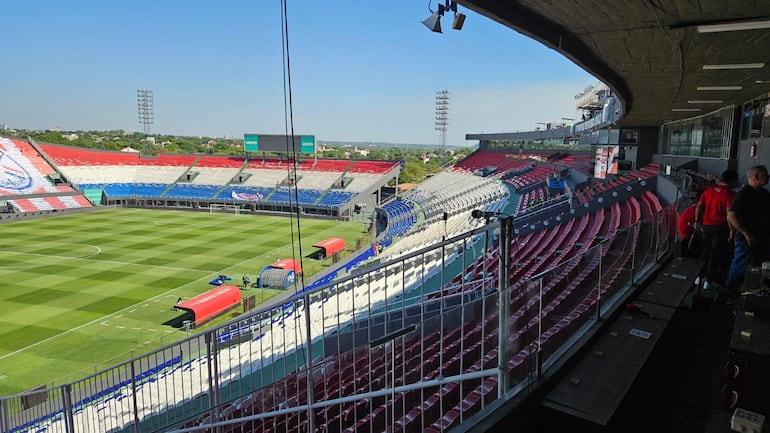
[0,208,366,395]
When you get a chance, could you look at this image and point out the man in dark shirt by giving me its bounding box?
[726,165,770,291]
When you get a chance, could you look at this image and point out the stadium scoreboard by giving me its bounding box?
[244,134,315,153]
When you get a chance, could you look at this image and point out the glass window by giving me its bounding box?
[661,106,732,158]
[620,129,638,145]
[764,103,770,138]
[750,99,766,138]
[740,96,769,139]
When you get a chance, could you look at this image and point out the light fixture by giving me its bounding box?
[422,12,442,33]
[702,63,765,70]
[697,19,770,33]
[422,1,465,33]
[697,86,743,91]
[687,100,724,104]
[452,12,466,30]
[672,108,702,112]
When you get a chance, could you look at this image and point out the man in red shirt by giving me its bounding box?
[695,169,739,289]
[677,203,698,257]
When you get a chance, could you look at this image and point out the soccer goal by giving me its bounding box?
[209,203,242,215]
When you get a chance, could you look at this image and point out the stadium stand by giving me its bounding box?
[338,173,384,193]
[8,196,93,212]
[0,139,683,433]
[164,186,656,433]
[0,138,74,195]
[189,167,241,185]
[503,165,558,191]
[164,184,220,200]
[0,138,95,215]
[453,150,535,174]
[1,160,673,433]
[241,168,290,188]
[195,156,246,168]
[348,160,397,174]
[33,145,401,214]
[307,159,353,172]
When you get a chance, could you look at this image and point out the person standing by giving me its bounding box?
[726,165,770,292]
[695,169,738,288]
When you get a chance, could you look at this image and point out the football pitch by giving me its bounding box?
[0,208,366,395]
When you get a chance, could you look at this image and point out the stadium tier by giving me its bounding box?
[317,190,355,206]
[381,199,418,239]
[0,137,74,196]
[74,182,166,198]
[8,195,93,212]
[264,188,322,205]
[407,170,508,222]
[195,156,247,168]
[503,165,558,191]
[34,144,400,211]
[305,159,353,172]
[163,184,221,200]
[514,186,550,215]
[575,164,659,205]
[40,144,146,165]
[348,160,397,174]
[453,150,536,174]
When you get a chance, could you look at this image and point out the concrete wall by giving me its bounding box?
[735,137,770,184]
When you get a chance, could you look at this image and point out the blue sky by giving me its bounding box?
[1,0,594,146]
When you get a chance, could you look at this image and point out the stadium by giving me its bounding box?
[2,1,770,433]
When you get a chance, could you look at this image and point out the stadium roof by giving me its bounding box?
[458,0,770,126]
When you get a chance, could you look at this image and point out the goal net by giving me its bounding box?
[209,204,241,215]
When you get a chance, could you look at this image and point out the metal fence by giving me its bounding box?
[0,197,674,433]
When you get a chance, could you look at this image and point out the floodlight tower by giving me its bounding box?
[137,89,154,153]
[434,89,449,149]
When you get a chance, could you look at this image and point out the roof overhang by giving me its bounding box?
[458,0,770,126]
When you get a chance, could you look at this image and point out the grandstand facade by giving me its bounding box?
[30,141,400,219]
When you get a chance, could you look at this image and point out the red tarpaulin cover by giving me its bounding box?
[175,285,242,325]
[312,237,345,258]
[272,259,302,274]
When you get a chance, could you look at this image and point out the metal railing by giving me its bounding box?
[0,194,674,433]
